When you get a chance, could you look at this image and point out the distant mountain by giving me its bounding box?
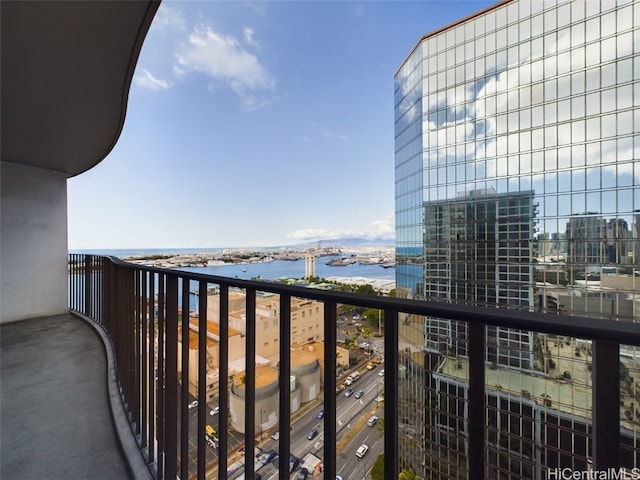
[293,237,395,249]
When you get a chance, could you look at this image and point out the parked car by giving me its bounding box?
[356,444,369,458]
[354,389,364,399]
[344,388,353,397]
[307,427,319,440]
[296,468,309,480]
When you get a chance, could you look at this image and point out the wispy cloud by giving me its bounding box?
[151,4,187,33]
[134,68,171,91]
[175,25,275,110]
[322,131,348,140]
[243,27,260,49]
[287,217,394,242]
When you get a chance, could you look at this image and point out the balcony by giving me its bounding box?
[5,254,635,479]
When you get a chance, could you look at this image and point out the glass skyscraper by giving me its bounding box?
[394,0,639,478]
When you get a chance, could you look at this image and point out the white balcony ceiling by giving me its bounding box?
[1,1,160,177]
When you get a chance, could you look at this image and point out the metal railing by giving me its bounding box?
[68,254,640,480]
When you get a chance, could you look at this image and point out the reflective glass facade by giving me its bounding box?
[394,0,639,478]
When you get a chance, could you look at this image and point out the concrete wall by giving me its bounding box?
[1,161,68,323]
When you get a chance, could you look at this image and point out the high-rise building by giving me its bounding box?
[394,0,639,478]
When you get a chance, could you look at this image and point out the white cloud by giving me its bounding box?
[175,25,275,110]
[134,68,171,91]
[287,217,394,242]
[151,4,187,33]
[243,27,260,49]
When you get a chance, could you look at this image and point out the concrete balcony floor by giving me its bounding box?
[1,313,132,480]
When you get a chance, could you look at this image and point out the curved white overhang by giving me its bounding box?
[1,1,160,177]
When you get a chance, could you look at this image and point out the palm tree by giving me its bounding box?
[398,467,418,480]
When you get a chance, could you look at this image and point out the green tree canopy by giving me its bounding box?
[371,454,385,480]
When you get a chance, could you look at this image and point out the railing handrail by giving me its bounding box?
[102,255,640,347]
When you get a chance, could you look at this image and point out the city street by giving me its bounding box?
[236,363,385,480]
[174,360,386,479]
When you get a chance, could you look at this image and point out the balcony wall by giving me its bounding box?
[0,161,68,323]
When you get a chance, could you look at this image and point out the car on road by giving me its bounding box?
[356,444,369,458]
[316,409,324,419]
[378,369,385,377]
[336,476,344,480]
[354,389,364,399]
[187,400,198,409]
[307,427,319,440]
[344,388,354,397]
[210,406,219,416]
[367,415,378,427]
[289,454,299,472]
[261,449,277,464]
[296,468,309,480]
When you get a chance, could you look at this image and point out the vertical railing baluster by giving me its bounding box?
[278,293,291,480]
[244,288,257,479]
[384,309,399,480]
[218,284,229,480]
[84,255,92,316]
[148,271,156,465]
[592,340,620,470]
[141,270,148,446]
[197,280,207,480]
[468,322,486,479]
[180,277,190,480]
[165,274,179,479]
[157,274,166,480]
[323,301,337,480]
[134,268,141,434]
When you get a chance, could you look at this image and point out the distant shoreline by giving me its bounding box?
[70,246,396,270]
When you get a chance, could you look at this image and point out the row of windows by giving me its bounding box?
[421,158,638,188]
[425,119,638,154]
[396,82,639,152]
[413,139,637,175]
[424,75,637,127]
[428,0,634,54]
[426,14,637,77]
[424,1,634,61]
[425,30,637,94]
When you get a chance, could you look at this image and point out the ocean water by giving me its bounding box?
[69,249,395,281]
[180,258,395,282]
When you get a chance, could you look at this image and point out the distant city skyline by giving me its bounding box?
[66,1,494,249]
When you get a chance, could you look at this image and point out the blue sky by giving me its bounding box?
[67,0,494,250]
